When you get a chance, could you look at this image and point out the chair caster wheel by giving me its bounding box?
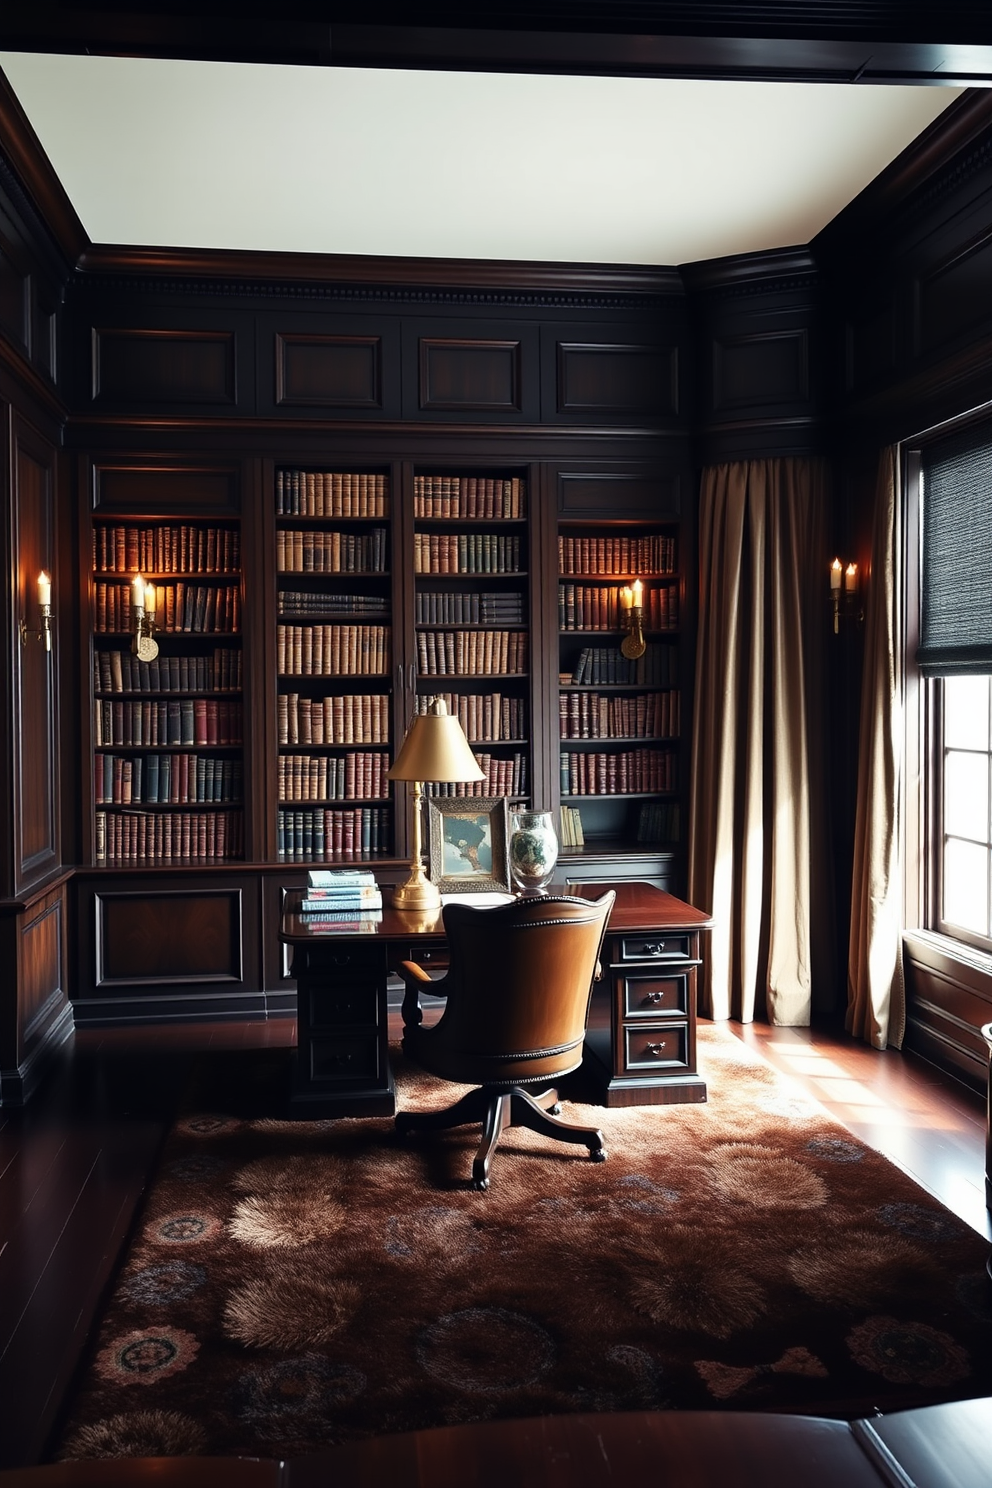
[590,1147,607,1163]
[471,1176,490,1192]
[547,1102,562,1116]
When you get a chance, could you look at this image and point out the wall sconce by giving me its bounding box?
[131,574,159,661]
[619,579,646,660]
[830,557,862,634]
[20,571,53,651]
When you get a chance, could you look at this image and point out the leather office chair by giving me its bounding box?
[395,890,616,1190]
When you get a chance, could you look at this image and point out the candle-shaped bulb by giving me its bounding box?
[631,579,643,606]
[37,571,51,608]
[132,574,145,613]
[619,586,633,611]
[845,562,858,593]
[830,558,842,591]
[144,583,157,616]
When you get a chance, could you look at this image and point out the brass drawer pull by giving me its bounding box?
[643,941,666,956]
[645,991,665,1005]
[644,1041,667,1057]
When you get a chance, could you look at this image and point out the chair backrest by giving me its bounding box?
[432,891,615,1080]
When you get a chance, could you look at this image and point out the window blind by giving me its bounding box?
[918,424,992,676]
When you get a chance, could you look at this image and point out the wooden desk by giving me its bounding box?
[280,881,712,1117]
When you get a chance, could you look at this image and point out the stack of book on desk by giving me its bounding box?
[297,869,383,926]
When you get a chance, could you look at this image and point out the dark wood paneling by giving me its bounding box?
[903,932,992,1094]
[10,412,59,891]
[556,341,679,418]
[95,887,243,985]
[20,889,66,1044]
[91,328,237,406]
[418,337,521,413]
[558,468,681,519]
[917,229,992,357]
[0,243,27,349]
[93,462,240,516]
[713,328,809,412]
[275,332,383,409]
[845,297,897,394]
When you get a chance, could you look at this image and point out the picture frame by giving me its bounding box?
[426,795,511,895]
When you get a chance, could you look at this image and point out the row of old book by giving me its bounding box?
[94,647,242,695]
[276,528,388,574]
[424,751,528,796]
[413,691,526,743]
[94,698,243,748]
[95,808,244,864]
[95,752,243,805]
[557,534,676,576]
[559,804,586,848]
[559,689,680,740]
[415,590,525,625]
[277,752,390,803]
[279,589,390,617]
[413,533,522,575]
[637,801,680,843]
[278,691,390,746]
[276,469,390,518]
[559,747,677,796]
[276,623,391,677]
[93,522,240,576]
[276,807,391,860]
[558,582,679,632]
[563,646,677,687]
[416,629,527,677]
[413,475,525,520]
[94,581,241,635]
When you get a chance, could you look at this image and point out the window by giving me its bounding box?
[913,421,992,954]
[936,674,992,948]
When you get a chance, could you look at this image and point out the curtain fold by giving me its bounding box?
[847,446,906,1050]
[688,458,830,1025]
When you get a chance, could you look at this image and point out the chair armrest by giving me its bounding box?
[399,959,434,1029]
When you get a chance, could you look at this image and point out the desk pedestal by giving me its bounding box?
[289,941,395,1117]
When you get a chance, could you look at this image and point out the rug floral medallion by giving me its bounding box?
[55,1026,992,1461]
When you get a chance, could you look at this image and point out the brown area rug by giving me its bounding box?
[54,1026,992,1461]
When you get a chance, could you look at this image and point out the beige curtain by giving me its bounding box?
[688,458,830,1024]
[847,447,906,1049]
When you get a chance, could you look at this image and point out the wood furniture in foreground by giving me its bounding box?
[280,880,712,1117]
[3,1398,992,1488]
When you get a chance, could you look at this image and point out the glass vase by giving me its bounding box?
[508,809,559,895]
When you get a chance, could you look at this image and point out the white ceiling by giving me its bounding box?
[0,51,962,266]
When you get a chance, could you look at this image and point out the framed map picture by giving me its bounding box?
[426,796,510,894]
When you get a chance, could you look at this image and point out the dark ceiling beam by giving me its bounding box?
[3,6,992,83]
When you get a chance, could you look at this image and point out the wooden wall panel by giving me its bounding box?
[0,884,72,1106]
[10,412,59,892]
[917,231,992,358]
[275,332,382,409]
[95,888,243,985]
[93,463,240,516]
[712,328,809,413]
[557,468,682,519]
[418,337,521,413]
[20,888,67,1044]
[0,242,26,350]
[556,342,679,418]
[91,328,237,406]
[845,297,897,394]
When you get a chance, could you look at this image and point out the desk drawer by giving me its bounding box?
[309,1031,381,1083]
[617,934,692,963]
[622,972,689,1019]
[397,943,449,971]
[308,984,379,1029]
[623,1023,689,1073]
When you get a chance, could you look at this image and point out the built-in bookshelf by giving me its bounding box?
[413,472,531,803]
[90,518,245,865]
[557,524,681,857]
[275,467,393,861]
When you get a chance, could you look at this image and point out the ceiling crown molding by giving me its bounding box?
[0,64,87,272]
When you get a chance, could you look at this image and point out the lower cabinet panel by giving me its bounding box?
[73,871,266,1023]
[0,881,72,1105]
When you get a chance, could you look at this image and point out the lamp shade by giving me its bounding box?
[388,698,484,783]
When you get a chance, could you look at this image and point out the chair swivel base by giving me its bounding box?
[396,1084,607,1191]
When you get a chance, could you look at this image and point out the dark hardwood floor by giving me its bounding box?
[0,1014,988,1469]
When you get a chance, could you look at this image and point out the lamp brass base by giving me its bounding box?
[392,870,442,912]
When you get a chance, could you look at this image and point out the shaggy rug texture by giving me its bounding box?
[54,1026,992,1461]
